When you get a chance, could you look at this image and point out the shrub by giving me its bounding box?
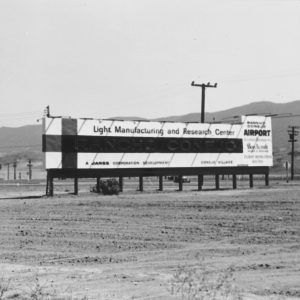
[99,179,120,195]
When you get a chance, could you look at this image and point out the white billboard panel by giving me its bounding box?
[43,115,273,169]
[77,119,242,138]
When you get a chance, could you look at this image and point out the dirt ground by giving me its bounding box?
[0,180,299,299]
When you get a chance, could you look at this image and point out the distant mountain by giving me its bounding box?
[0,101,299,164]
[0,125,42,162]
[154,100,300,123]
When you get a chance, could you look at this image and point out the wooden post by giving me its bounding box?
[46,172,49,196]
[215,174,220,190]
[49,176,54,197]
[232,174,237,189]
[249,174,253,188]
[198,175,203,191]
[96,177,101,193]
[159,176,163,191]
[178,175,183,191]
[119,177,123,192]
[265,172,269,186]
[139,176,143,192]
[74,177,78,195]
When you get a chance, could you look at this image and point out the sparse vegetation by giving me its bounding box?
[168,261,243,300]
[0,275,90,300]
[0,278,10,300]
[26,275,52,300]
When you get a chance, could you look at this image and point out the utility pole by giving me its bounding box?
[7,163,10,181]
[191,81,217,123]
[27,159,33,180]
[288,126,299,180]
[13,161,17,181]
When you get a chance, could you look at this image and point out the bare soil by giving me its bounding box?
[0,181,299,299]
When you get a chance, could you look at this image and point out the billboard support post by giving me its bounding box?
[49,178,53,196]
[159,176,163,191]
[265,172,269,186]
[197,175,203,191]
[74,177,78,195]
[96,177,101,193]
[139,176,143,192]
[232,174,237,189]
[215,174,220,190]
[47,174,54,197]
[249,174,254,188]
[119,177,123,192]
[46,173,49,195]
[178,175,183,191]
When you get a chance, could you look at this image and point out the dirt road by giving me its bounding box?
[0,182,299,299]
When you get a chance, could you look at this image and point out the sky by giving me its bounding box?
[0,0,300,126]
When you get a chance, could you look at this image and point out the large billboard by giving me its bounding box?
[43,116,273,169]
